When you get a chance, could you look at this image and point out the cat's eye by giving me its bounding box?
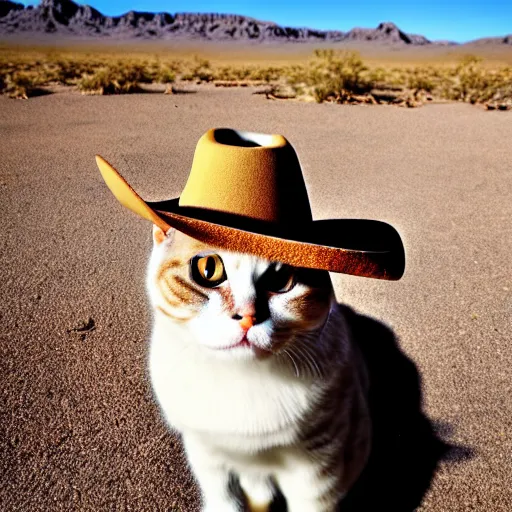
[259,262,295,293]
[190,254,227,288]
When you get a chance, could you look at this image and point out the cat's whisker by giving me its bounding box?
[296,341,323,378]
[282,348,300,378]
[288,344,315,378]
[297,349,314,377]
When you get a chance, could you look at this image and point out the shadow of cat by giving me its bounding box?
[267,304,473,512]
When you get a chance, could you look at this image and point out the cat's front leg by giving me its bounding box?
[182,434,240,512]
[275,459,343,512]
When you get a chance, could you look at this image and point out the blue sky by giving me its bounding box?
[22,1,512,43]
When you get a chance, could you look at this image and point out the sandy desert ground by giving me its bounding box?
[1,87,511,511]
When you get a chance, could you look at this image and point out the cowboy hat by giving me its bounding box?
[96,128,405,280]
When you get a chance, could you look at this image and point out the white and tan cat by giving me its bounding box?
[148,225,371,512]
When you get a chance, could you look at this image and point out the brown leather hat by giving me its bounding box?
[96,128,405,280]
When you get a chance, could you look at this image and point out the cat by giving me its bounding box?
[147,224,371,512]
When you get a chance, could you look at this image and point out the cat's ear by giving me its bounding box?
[152,225,173,246]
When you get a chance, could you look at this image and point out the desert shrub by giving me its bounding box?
[39,58,85,84]
[367,67,392,86]
[4,71,41,99]
[0,52,108,88]
[248,66,284,82]
[54,58,86,84]
[153,59,185,78]
[167,59,185,74]
[212,66,230,81]
[213,65,247,81]
[312,84,334,103]
[286,50,374,103]
[210,64,285,85]
[145,58,176,84]
[78,61,151,95]
[435,55,512,105]
[195,58,214,82]
[284,64,310,86]
[156,66,176,84]
[211,65,283,83]
[145,58,161,81]
[182,56,214,82]
[387,67,409,87]
[449,55,488,102]
[407,67,436,93]
[315,50,371,95]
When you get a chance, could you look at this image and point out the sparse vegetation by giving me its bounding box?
[438,55,512,106]
[78,61,152,95]
[181,57,214,83]
[2,70,43,99]
[0,45,510,109]
[283,50,512,109]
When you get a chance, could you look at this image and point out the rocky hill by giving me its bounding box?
[1,0,510,45]
[465,35,512,45]
[0,0,434,44]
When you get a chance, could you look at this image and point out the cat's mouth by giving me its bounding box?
[215,335,272,357]
[217,335,252,351]
[222,335,249,349]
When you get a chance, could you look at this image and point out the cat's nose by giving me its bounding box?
[238,315,255,331]
[232,313,255,331]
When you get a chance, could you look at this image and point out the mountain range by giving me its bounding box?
[0,0,511,46]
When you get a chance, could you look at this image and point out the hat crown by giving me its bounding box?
[179,128,312,226]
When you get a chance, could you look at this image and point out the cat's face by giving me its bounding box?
[148,226,333,361]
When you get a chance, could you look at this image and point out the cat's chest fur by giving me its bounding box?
[149,315,317,451]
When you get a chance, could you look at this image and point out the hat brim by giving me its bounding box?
[150,199,405,280]
[96,155,405,280]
